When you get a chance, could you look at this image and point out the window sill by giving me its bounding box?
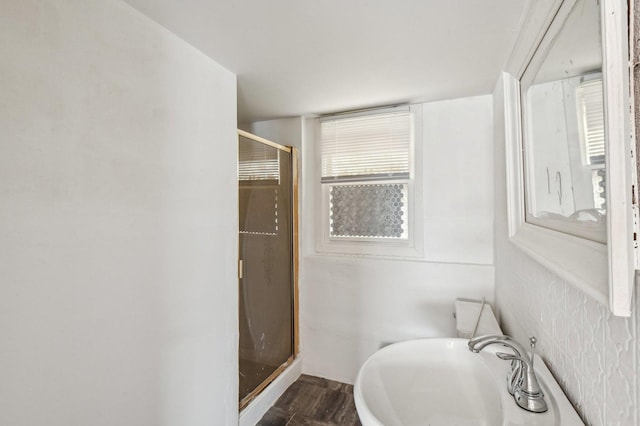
[314,238,423,260]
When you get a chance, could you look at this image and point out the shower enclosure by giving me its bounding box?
[237,130,298,409]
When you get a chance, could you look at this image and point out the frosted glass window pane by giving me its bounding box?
[330,183,408,239]
[592,168,606,209]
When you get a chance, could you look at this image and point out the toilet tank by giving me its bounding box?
[455,299,502,338]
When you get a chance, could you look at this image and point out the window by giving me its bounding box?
[316,105,422,256]
[576,78,605,167]
[576,77,606,209]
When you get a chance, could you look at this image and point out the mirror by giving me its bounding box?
[503,0,636,316]
[521,0,605,243]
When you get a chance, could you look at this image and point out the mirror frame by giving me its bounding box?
[503,0,637,316]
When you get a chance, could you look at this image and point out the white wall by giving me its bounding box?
[298,95,495,384]
[243,118,304,151]
[494,75,639,425]
[421,97,494,264]
[0,1,238,425]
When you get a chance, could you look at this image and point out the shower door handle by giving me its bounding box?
[238,259,243,279]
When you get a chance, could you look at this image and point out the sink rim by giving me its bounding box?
[353,337,584,426]
[354,338,503,426]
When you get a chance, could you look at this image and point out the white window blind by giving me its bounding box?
[576,79,605,165]
[320,108,411,182]
[239,137,280,181]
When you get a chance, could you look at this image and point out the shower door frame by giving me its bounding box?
[237,129,299,410]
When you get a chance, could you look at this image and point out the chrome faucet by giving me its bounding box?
[468,334,548,413]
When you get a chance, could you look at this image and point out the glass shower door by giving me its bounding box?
[238,131,295,408]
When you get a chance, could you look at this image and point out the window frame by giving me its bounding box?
[314,104,423,258]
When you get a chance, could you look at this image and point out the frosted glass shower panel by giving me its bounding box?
[238,135,294,406]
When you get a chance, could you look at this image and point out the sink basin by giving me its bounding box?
[354,338,583,426]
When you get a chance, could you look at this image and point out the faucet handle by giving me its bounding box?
[529,336,537,366]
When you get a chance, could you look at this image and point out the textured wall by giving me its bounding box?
[494,75,638,425]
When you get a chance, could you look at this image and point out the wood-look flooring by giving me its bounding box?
[257,374,362,426]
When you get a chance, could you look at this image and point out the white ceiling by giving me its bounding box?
[123,0,528,123]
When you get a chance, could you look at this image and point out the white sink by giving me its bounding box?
[354,338,583,426]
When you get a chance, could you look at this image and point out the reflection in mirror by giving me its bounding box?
[521,0,605,243]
